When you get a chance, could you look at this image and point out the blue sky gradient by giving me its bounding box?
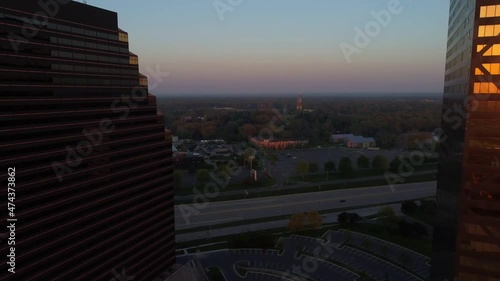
[88,0,450,96]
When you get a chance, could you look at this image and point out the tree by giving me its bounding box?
[337,212,348,224]
[338,157,354,178]
[377,206,399,230]
[337,212,361,224]
[309,162,319,173]
[296,160,309,179]
[401,201,419,214]
[305,210,323,229]
[269,153,278,167]
[372,155,389,173]
[324,161,336,172]
[288,213,306,232]
[389,156,401,173]
[173,171,183,191]
[196,169,210,185]
[357,155,370,169]
[413,222,428,237]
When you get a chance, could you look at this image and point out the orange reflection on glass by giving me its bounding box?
[480,5,500,18]
[474,82,500,94]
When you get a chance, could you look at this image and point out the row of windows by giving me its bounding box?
[129,56,138,65]
[474,82,500,94]
[478,25,500,37]
[469,138,500,150]
[473,101,500,113]
[444,83,468,94]
[460,240,500,253]
[447,29,472,60]
[476,44,500,56]
[447,3,473,48]
[51,37,128,54]
[52,64,137,75]
[460,256,500,273]
[51,50,130,65]
[52,77,139,86]
[445,48,471,70]
[475,63,500,75]
[446,66,469,81]
[480,5,500,18]
[0,12,120,41]
[119,32,129,43]
[458,272,500,281]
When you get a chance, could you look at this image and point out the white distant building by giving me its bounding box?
[330,134,376,148]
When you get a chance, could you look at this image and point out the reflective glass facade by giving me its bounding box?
[433,0,500,280]
[0,1,174,280]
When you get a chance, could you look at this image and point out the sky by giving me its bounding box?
[88,0,450,96]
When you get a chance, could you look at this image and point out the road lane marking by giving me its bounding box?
[183,186,436,217]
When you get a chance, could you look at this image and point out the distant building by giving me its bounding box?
[173,151,205,169]
[330,134,376,148]
[297,93,303,111]
[250,137,308,150]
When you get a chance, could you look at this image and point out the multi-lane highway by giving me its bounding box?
[175,181,436,229]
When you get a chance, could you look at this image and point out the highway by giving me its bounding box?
[175,181,436,229]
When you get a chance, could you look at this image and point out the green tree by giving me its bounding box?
[309,162,319,173]
[372,155,389,173]
[269,153,278,167]
[389,157,401,173]
[173,171,183,191]
[339,157,354,178]
[377,206,399,230]
[357,155,370,169]
[324,161,336,172]
[196,169,210,185]
[401,201,419,214]
[288,213,306,232]
[296,160,309,179]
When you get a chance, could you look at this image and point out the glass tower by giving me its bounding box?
[433,0,500,280]
[0,1,175,280]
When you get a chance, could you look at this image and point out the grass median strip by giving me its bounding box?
[175,173,436,204]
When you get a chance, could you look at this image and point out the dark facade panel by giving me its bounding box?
[0,1,174,280]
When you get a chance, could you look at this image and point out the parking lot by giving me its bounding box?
[271,147,409,184]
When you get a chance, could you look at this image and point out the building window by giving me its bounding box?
[480,5,500,18]
[475,63,500,75]
[478,24,500,37]
[139,76,148,87]
[476,44,500,56]
[129,55,138,65]
[474,82,500,94]
[119,32,129,43]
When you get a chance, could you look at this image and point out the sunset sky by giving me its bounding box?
[89,0,450,96]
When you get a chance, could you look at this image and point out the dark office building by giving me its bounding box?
[432,0,500,280]
[0,1,174,280]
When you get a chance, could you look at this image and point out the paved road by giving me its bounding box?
[175,181,436,229]
[176,204,402,242]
